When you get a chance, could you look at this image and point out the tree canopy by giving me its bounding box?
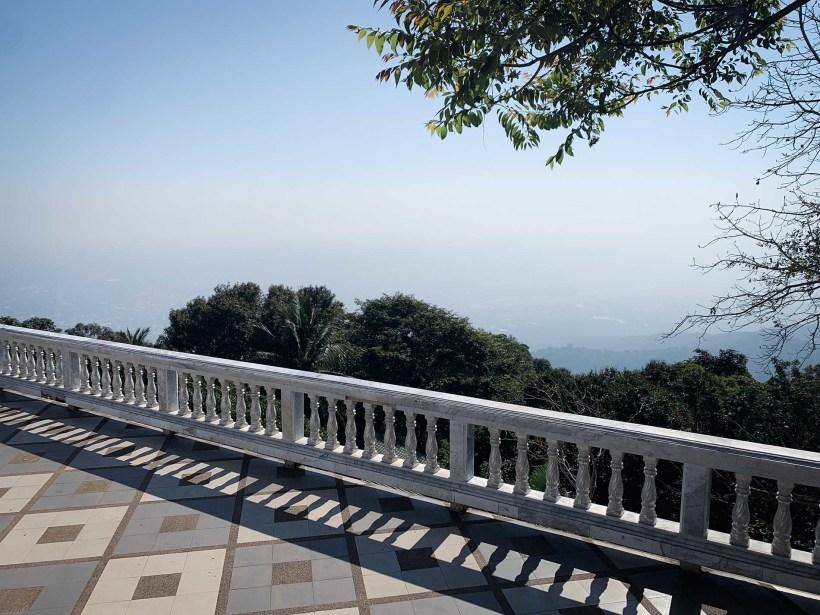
[158,283,263,360]
[349,293,535,401]
[351,0,798,165]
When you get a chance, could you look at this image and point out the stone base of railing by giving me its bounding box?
[2,375,819,595]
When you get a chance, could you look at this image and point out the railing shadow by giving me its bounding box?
[0,392,816,615]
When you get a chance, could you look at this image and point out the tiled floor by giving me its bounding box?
[0,391,818,615]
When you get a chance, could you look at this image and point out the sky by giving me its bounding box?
[0,1,786,350]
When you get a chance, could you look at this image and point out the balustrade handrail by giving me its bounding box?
[1,324,818,481]
[1,323,820,594]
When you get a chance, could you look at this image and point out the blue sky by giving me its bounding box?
[0,1,783,348]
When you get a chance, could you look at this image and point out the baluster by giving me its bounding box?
[543,440,560,502]
[264,386,279,435]
[9,342,19,377]
[639,456,658,526]
[344,401,357,454]
[42,349,51,384]
[250,385,262,432]
[36,347,46,382]
[235,382,248,429]
[308,395,321,445]
[382,405,396,463]
[135,365,146,406]
[17,344,27,379]
[26,345,35,379]
[21,344,31,379]
[90,357,102,395]
[513,432,529,495]
[79,356,90,393]
[112,361,124,401]
[55,350,63,386]
[27,345,37,380]
[178,373,190,417]
[813,504,820,565]
[30,346,38,381]
[28,345,34,380]
[425,415,439,473]
[403,411,417,468]
[205,377,217,421]
[326,398,339,449]
[45,349,56,385]
[1,339,10,375]
[219,380,233,426]
[23,344,30,379]
[363,403,376,459]
[487,427,502,489]
[606,450,624,517]
[146,366,158,409]
[730,473,751,548]
[101,358,112,398]
[123,363,135,403]
[574,444,591,509]
[192,375,204,419]
[771,480,794,557]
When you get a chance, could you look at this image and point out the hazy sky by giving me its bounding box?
[0,1,784,349]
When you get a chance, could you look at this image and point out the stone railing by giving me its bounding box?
[1,324,819,593]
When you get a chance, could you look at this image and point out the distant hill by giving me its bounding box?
[534,331,819,381]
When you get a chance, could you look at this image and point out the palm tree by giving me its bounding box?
[256,286,347,371]
[120,327,151,347]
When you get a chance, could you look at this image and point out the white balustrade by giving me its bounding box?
[574,444,591,510]
[1,323,819,594]
[403,411,417,469]
[249,385,262,432]
[640,456,658,526]
[326,397,339,449]
[264,386,278,435]
[235,382,248,429]
[772,481,794,557]
[191,375,204,419]
[178,373,191,417]
[424,415,439,473]
[487,427,502,489]
[730,473,751,548]
[308,394,321,446]
[382,405,396,463]
[363,403,376,459]
[344,401,357,454]
[607,450,624,517]
[513,432,529,495]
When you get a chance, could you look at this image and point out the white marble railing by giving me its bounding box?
[1,325,819,592]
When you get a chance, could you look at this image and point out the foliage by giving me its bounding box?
[351,0,796,165]
[348,293,533,400]
[257,285,348,371]
[158,283,262,360]
[1,316,61,332]
[121,327,152,346]
[65,322,119,341]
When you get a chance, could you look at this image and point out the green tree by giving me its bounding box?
[2,316,62,332]
[349,293,533,400]
[158,283,262,360]
[257,285,348,371]
[119,327,152,347]
[65,322,119,341]
[351,0,796,164]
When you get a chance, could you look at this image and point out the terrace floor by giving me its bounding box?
[0,392,818,615]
